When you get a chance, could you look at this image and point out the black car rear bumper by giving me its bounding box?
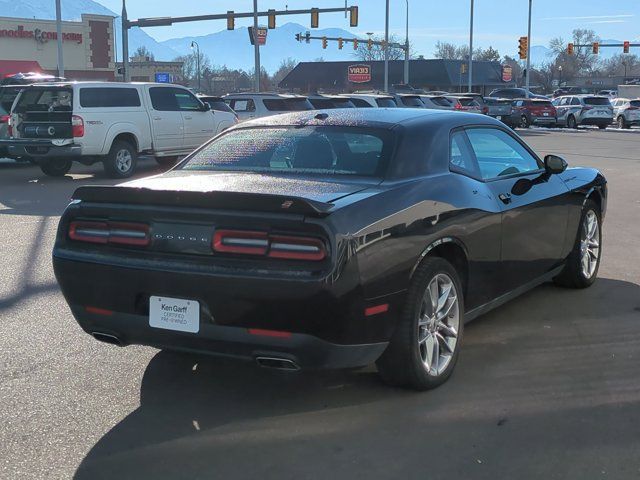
[70,304,388,369]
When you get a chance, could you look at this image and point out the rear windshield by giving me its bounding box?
[584,97,611,106]
[529,100,553,107]
[14,87,73,113]
[0,87,22,113]
[181,126,392,177]
[350,98,373,108]
[263,98,313,112]
[375,97,397,107]
[458,98,477,106]
[430,97,451,107]
[79,87,141,108]
[400,96,424,107]
[630,100,640,107]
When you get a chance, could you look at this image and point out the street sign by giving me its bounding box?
[248,26,268,46]
[502,64,513,83]
[155,72,171,83]
[348,64,371,83]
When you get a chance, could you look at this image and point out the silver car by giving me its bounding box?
[611,98,640,129]
[418,95,453,110]
[552,95,613,129]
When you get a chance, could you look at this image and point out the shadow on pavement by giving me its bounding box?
[74,277,640,480]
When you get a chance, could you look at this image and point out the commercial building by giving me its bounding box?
[280,59,507,94]
[0,14,115,81]
[116,56,183,84]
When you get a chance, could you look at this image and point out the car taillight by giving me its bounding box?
[212,229,326,261]
[0,115,8,123]
[69,220,150,246]
[482,106,489,114]
[454,103,466,111]
[7,116,12,136]
[72,115,84,137]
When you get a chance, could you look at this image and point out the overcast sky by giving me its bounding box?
[98,0,640,55]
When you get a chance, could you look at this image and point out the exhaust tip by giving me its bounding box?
[255,356,300,371]
[92,332,123,347]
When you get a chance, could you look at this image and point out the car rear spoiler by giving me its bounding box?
[71,186,334,217]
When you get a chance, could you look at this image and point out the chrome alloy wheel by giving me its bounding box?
[417,273,460,376]
[115,148,133,173]
[580,210,600,279]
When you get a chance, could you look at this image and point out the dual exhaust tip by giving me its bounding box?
[91,333,300,371]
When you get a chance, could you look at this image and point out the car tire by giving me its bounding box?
[554,199,602,289]
[598,124,607,130]
[617,116,628,129]
[155,156,180,167]
[40,158,72,177]
[104,140,137,179]
[567,115,578,129]
[376,257,464,391]
[520,115,530,128]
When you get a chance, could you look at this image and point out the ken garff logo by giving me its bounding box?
[34,28,47,44]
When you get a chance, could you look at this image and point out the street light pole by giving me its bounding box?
[525,0,532,98]
[468,0,473,93]
[122,0,130,82]
[404,0,409,85]
[190,40,200,92]
[55,0,64,77]
[384,0,390,92]
[253,0,261,92]
[558,65,562,87]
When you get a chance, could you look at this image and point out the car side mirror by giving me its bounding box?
[544,154,567,174]
[201,102,211,112]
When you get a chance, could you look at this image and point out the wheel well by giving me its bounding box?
[112,133,138,152]
[426,242,469,297]
[587,189,603,213]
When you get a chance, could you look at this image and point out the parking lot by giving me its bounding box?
[1,128,639,479]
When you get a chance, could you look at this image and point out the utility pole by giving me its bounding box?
[468,0,473,92]
[525,0,532,98]
[55,0,64,77]
[122,0,130,81]
[253,0,261,92]
[404,0,409,85]
[384,0,390,92]
[191,41,201,92]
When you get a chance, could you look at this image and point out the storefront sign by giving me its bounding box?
[0,25,82,44]
[348,64,371,83]
[502,64,513,83]
[248,26,268,46]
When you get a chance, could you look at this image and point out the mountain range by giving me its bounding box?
[4,0,634,72]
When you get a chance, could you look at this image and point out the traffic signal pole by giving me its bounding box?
[468,0,473,93]
[253,0,260,91]
[525,0,532,98]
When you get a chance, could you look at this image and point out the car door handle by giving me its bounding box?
[153,117,161,121]
[184,116,192,120]
[498,193,512,205]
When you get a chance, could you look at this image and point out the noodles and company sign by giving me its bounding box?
[348,64,371,83]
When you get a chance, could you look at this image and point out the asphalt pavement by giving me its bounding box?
[1,129,639,480]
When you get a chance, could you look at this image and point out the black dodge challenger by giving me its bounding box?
[53,109,606,390]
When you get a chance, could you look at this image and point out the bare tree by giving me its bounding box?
[433,41,501,62]
[173,52,211,87]
[272,58,298,86]
[549,29,600,74]
[354,35,408,61]
[132,46,154,61]
[433,41,458,60]
[602,53,640,76]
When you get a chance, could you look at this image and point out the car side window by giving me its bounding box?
[466,128,541,180]
[571,98,581,106]
[449,130,479,178]
[231,99,256,112]
[149,87,178,111]
[174,89,203,111]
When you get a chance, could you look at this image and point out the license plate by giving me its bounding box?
[496,116,502,120]
[149,296,199,333]
[543,112,549,116]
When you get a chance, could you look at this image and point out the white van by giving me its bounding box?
[3,82,226,178]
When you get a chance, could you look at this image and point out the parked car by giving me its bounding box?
[552,95,613,129]
[52,108,607,390]
[307,94,356,109]
[196,95,239,131]
[339,93,398,108]
[488,87,546,100]
[456,93,489,114]
[553,86,591,97]
[390,93,425,108]
[0,72,65,86]
[598,89,617,98]
[0,85,24,158]
[418,95,453,110]
[510,98,557,128]
[483,97,515,125]
[1,82,224,178]
[223,93,313,121]
[611,97,640,128]
[445,96,483,114]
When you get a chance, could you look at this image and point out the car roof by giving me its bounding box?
[341,93,394,99]
[224,92,305,99]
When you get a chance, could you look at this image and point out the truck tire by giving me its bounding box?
[104,140,137,179]
[40,158,72,177]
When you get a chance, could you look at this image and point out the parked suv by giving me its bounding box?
[483,97,515,125]
[338,93,397,108]
[390,93,425,108]
[611,97,640,128]
[2,82,224,178]
[445,96,482,114]
[418,95,453,110]
[552,95,613,129]
[510,98,557,128]
[307,94,356,109]
[196,94,239,130]
[223,93,313,121]
[488,87,546,99]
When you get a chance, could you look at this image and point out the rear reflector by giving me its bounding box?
[69,220,150,246]
[85,306,114,316]
[364,304,389,316]
[248,328,292,338]
[213,229,326,261]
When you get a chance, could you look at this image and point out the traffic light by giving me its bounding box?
[567,42,574,55]
[295,33,301,42]
[311,8,319,28]
[353,38,358,50]
[367,38,373,50]
[338,38,343,50]
[350,6,359,27]
[518,36,528,60]
[267,9,276,29]
[624,41,630,54]
[592,42,599,55]
[322,36,327,49]
[227,11,234,30]
[460,63,467,74]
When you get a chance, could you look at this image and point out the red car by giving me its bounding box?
[511,99,557,128]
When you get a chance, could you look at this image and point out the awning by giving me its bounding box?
[0,60,42,77]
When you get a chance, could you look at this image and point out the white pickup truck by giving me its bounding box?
[2,82,235,178]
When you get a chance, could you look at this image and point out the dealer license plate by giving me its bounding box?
[149,296,199,333]
[543,112,549,116]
